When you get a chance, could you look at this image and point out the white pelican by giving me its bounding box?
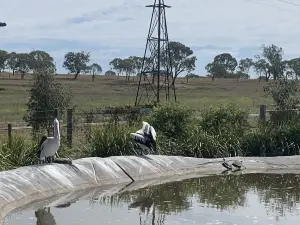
[222,158,232,170]
[37,118,60,164]
[232,159,244,169]
[130,121,157,154]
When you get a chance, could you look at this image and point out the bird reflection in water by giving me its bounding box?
[129,195,165,225]
[35,207,56,225]
[35,202,74,225]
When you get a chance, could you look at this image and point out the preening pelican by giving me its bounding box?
[37,118,60,164]
[130,121,157,154]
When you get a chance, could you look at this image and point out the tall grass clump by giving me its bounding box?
[86,122,138,157]
[185,103,249,158]
[0,134,38,171]
[241,121,300,157]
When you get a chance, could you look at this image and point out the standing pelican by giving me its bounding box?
[37,118,60,164]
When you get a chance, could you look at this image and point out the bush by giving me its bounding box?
[199,103,249,136]
[149,102,193,139]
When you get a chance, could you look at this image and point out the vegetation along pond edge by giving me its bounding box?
[1,154,300,224]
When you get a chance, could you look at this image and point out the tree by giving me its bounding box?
[24,69,72,134]
[162,41,197,85]
[237,58,253,82]
[63,51,90,79]
[260,44,284,80]
[29,50,55,74]
[238,58,253,74]
[205,62,226,80]
[286,58,300,80]
[129,56,143,74]
[253,56,270,81]
[109,58,123,77]
[105,70,116,76]
[6,52,18,77]
[213,53,238,75]
[122,58,134,81]
[0,50,8,74]
[15,53,31,79]
[263,79,300,111]
[89,63,102,81]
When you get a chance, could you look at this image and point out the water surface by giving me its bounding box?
[4,173,300,225]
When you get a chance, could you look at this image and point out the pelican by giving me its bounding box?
[232,159,243,169]
[222,158,232,170]
[37,118,60,164]
[130,121,157,154]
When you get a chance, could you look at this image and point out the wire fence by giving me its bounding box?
[0,104,297,148]
[0,106,154,148]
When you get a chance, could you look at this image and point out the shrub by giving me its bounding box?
[149,102,193,139]
[199,103,249,136]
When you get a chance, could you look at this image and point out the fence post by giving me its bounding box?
[7,123,12,145]
[67,108,73,147]
[259,104,267,123]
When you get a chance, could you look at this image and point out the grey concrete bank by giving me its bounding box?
[1,155,300,223]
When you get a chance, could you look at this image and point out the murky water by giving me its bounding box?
[4,173,300,225]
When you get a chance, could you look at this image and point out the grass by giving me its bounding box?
[0,72,272,124]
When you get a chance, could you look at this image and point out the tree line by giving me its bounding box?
[0,41,197,84]
[1,43,296,83]
[204,44,300,82]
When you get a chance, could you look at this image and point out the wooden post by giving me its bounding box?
[7,123,12,146]
[259,104,267,123]
[67,108,73,147]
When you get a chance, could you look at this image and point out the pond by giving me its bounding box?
[4,173,300,225]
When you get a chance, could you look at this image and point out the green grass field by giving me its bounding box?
[0,72,273,124]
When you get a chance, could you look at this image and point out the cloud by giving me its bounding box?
[1,0,300,76]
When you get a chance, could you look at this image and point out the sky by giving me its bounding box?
[1,0,300,77]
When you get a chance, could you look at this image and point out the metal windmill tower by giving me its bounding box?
[134,0,176,107]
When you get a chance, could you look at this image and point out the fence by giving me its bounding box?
[0,107,153,148]
[0,105,298,147]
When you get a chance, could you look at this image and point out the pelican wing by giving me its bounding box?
[39,137,54,159]
[149,126,156,141]
[130,133,146,143]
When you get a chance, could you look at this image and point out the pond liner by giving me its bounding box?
[1,155,300,224]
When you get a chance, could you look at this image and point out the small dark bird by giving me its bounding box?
[222,158,232,170]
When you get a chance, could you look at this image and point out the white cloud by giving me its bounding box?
[1,0,300,75]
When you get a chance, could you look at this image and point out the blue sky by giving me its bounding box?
[1,0,300,78]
